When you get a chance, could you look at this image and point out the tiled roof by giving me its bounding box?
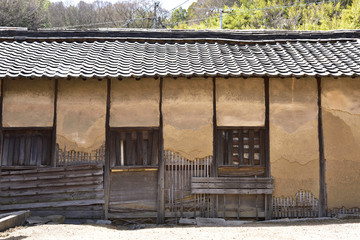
[1,38,360,78]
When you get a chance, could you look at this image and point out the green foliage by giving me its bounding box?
[0,0,51,29]
[170,0,360,30]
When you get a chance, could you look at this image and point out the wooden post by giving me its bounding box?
[264,76,272,220]
[51,79,58,167]
[157,77,165,224]
[104,78,111,219]
[211,77,217,218]
[0,79,3,166]
[317,77,327,217]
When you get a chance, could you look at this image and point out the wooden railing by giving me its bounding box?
[191,177,274,195]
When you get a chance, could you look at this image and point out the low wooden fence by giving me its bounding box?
[0,164,104,219]
[273,191,319,218]
[164,151,212,220]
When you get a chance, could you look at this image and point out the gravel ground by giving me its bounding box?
[1,219,360,240]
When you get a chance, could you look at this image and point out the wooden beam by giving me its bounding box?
[0,79,4,166]
[317,76,327,217]
[104,78,111,219]
[211,77,217,218]
[51,79,58,167]
[157,77,165,224]
[264,76,272,220]
[264,77,270,178]
[212,77,217,177]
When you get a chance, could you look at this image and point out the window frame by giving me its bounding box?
[109,127,160,168]
[1,127,53,167]
[215,126,266,167]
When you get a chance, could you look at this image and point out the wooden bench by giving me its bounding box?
[191,177,274,195]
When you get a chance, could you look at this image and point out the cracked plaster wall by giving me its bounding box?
[322,77,360,209]
[110,78,160,127]
[270,77,319,198]
[3,78,54,127]
[57,78,107,152]
[216,77,265,126]
[162,77,213,160]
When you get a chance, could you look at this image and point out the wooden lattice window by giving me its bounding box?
[216,128,265,166]
[110,128,159,167]
[1,129,52,166]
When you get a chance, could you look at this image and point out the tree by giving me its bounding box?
[0,0,50,29]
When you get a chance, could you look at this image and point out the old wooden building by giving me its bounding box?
[0,29,359,222]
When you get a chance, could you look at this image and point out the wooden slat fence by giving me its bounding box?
[328,207,360,217]
[57,144,105,166]
[273,191,319,218]
[164,151,212,221]
[0,164,104,219]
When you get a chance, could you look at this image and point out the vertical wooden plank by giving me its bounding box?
[12,135,20,166]
[104,78,111,220]
[51,79,58,167]
[125,132,131,166]
[41,134,49,165]
[152,130,159,166]
[211,77,217,218]
[238,129,244,165]
[1,134,9,166]
[0,79,4,166]
[157,77,165,224]
[317,77,327,217]
[226,130,233,165]
[249,130,254,166]
[29,136,37,166]
[264,77,272,220]
[36,135,43,166]
[237,195,240,220]
[24,135,31,165]
[223,194,226,218]
[7,135,15,166]
[109,131,116,167]
[255,194,258,221]
[180,155,184,218]
[136,131,143,165]
[18,136,25,166]
[147,130,153,166]
[259,130,265,166]
[115,132,121,166]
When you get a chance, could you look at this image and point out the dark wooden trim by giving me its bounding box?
[51,79,58,167]
[0,79,3,166]
[216,126,266,130]
[317,76,327,217]
[104,78,111,219]
[264,77,270,178]
[2,127,53,131]
[157,77,165,224]
[264,76,272,220]
[211,77,218,218]
[110,126,160,131]
[212,77,217,176]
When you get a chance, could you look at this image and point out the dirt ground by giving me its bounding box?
[1,219,360,240]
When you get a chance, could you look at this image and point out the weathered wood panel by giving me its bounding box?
[109,170,158,218]
[0,164,104,219]
[218,166,265,177]
[1,130,52,167]
[191,177,274,194]
[109,129,159,167]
